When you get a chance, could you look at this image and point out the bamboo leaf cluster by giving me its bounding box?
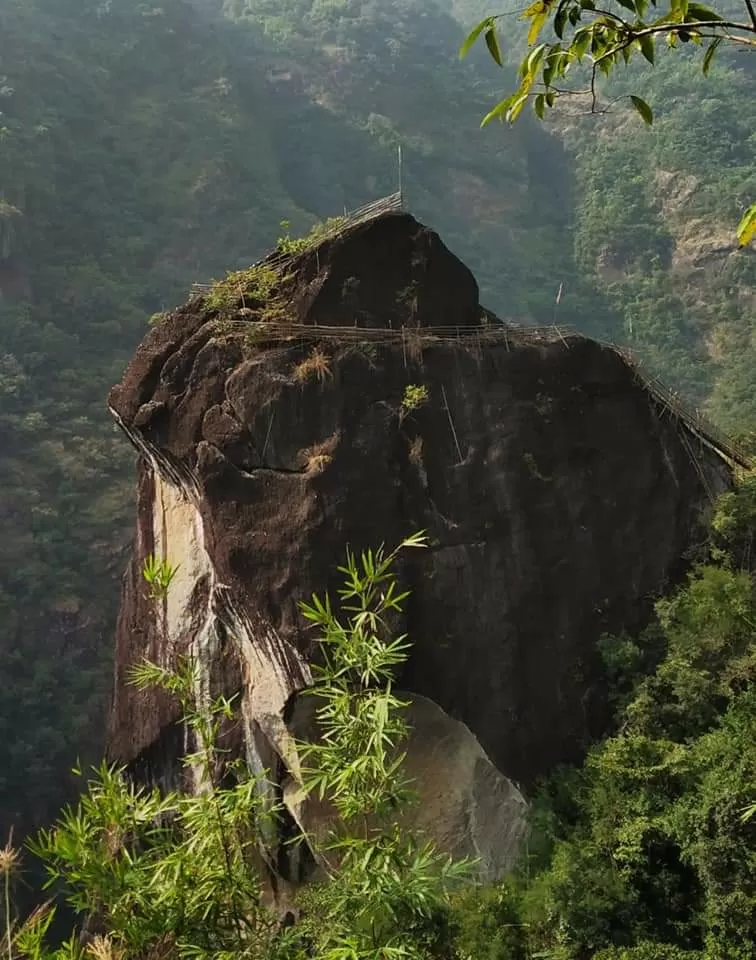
[7,534,470,960]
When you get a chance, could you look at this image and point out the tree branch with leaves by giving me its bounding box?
[461,0,756,245]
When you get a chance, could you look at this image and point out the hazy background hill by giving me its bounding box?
[0,0,753,840]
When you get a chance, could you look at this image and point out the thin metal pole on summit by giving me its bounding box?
[397,144,403,209]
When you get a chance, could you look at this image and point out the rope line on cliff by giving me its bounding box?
[211,317,750,472]
[218,319,578,344]
[182,189,750,474]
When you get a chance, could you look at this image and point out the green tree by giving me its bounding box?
[460,0,756,245]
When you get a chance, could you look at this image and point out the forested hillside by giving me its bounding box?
[451,0,755,421]
[548,53,756,428]
[0,0,753,862]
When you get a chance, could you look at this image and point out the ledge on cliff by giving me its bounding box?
[107,207,739,883]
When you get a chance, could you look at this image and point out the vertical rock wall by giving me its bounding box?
[107,211,735,881]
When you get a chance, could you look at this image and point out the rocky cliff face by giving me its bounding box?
[107,209,734,883]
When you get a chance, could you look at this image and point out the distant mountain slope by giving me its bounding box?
[556,55,756,429]
[443,0,756,423]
